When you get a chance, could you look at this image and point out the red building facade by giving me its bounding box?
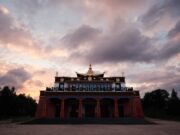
[36,65,144,119]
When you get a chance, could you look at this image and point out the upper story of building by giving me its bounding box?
[50,65,133,92]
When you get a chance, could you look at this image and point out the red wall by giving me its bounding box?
[36,96,144,119]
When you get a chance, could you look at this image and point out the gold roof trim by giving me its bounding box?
[76,64,105,77]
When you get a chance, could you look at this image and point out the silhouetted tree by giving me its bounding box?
[143,89,169,109]
[0,86,37,119]
[166,89,180,116]
[142,89,180,119]
[170,88,179,100]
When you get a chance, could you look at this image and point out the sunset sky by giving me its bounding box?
[0,0,179,100]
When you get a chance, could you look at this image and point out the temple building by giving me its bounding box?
[36,65,144,119]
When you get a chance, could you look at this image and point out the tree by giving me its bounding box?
[143,89,169,109]
[170,88,179,100]
[167,89,180,116]
[0,86,17,117]
[0,86,37,119]
[143,89,180,119]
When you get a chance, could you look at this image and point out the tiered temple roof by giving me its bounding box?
[76,64,105,77]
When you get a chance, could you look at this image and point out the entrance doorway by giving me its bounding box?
[119,105,124,117]
[55,103,60,118]
[84,98,96,118]
[65,98,79,118]
[50,98,60,118]
[101,98,114,117]
[118,98,128,117]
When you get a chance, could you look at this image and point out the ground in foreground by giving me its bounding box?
[0,119,180,135]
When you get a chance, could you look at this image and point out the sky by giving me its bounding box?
[0,0,179,100]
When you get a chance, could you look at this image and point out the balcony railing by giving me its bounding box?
[45,87,134,92]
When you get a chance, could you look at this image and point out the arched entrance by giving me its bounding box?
[100,98,114,117]
[83,98,96,117]
[49,98,60,118]
[118,98,129,117]
[65,98,79,118]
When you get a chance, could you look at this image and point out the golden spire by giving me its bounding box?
[76,64,105,77]
[89,64,92,69]
[87,64,94,76]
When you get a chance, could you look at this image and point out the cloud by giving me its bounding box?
[168,20,180,38]
[129,70,178,84]
[0,6,31,46]
[61,25,101,48]
[67,24,179,64]
[0,63,55,100]
[82,0,151,28]
[140,0,180,28]
[158,40,180,60]
[0,68,32,89]
[85,0,150,17]
[83,28,154,63]
[0,0,179,99]
[0,5,42,57]
[13,0,83,13]
[27,80,43,87]
[127,67,180,97]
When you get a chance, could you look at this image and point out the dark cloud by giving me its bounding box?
[162,77,180,91]
[61,25,101,48]
[66,22,180,64]
[84,36,179,64]
[158,41,180,60]
[168,20,180,38]
[0,68,32,89]
[140,0,180,28]
[83,28,155,63]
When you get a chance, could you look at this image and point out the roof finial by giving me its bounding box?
[89,64,92,69]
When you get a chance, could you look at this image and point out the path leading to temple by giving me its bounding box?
[0,119,180,135]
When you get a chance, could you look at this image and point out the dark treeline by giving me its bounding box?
[0,86,37,119]
[142,89,180,120]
